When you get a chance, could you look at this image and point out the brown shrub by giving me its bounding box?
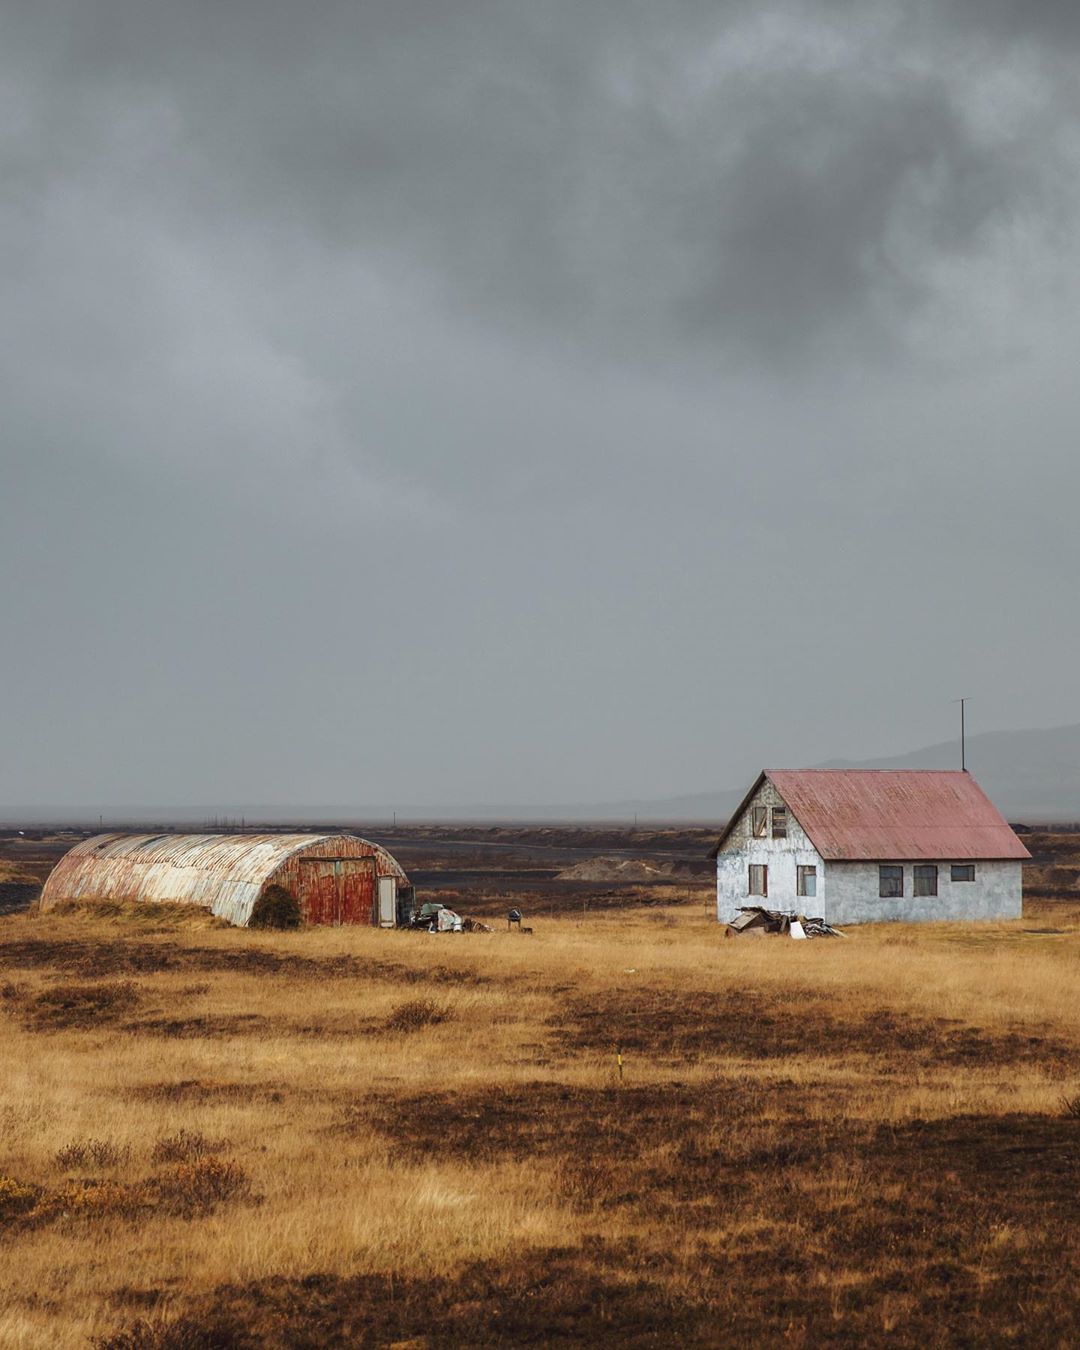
[95,1313,255,1349]
[45,1179,151,1222]
[153,1158,252,1217]
[0,1175,42,1221]
[382,998,454,1033]
[248,886,301,930]
[55,1138,132,1170]
[151,1130,229,1164]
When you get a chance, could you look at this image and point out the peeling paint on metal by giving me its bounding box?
[39,833,409,927]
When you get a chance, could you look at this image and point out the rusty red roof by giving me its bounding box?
[716,770,1030,861]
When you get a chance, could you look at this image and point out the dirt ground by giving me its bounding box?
[1,825,1079,1346]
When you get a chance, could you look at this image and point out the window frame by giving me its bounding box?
[950,864,976,882]
[796,864,817,899]
[913,864,938,897]
[879,864,904,899]
[748,863,768,897]
[749,806,768,838]
[771,807,788,839]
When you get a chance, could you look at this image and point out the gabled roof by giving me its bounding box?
[712,770,1030,861]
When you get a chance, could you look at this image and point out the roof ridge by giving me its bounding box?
[767,767,968,774]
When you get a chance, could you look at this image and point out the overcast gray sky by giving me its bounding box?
[3,1,1080,813]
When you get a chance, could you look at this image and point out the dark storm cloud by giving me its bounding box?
[3,1,1080,813]
[4,1,1073,367]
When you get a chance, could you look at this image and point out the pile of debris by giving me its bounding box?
[724,906,846,940]
[408,902,493,934]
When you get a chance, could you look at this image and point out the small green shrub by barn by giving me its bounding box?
[249,885,301,930]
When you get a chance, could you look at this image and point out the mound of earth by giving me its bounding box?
[557,855,679,883]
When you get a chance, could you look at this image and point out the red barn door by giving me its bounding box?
[297,856,377,926]
[298,860,338,925]
[337,858,376,925]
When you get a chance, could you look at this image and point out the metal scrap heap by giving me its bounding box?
[724,906,846,940]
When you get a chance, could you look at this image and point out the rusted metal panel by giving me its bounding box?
[764,770,1029,862]
[340,859,377,924]
[39,833,409,927]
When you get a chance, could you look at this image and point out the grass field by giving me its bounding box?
[1,897,1079,1347]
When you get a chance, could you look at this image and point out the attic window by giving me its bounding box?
[748,864,768,897]
[750,806,767,838]
[951,864,975,882]
[771,808,787,839]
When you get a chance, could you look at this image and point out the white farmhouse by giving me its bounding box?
[712,769,1029,927]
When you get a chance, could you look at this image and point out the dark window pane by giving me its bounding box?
[951,864,975,882]
[914,864,938,897]
[771,808,787,839]
[748,864,768,897]
[879,865,903,898]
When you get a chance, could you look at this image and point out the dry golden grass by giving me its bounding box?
[0,904,1078,1346]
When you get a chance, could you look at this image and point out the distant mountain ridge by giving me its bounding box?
[5,723,1080,826]
[620,723,1080,823]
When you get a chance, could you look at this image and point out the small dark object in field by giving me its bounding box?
[520,926,534,935]
[1062,1094,1080,1119]
[248,885,301,930]
[382,998,453,1033]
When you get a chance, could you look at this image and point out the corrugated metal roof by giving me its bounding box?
[39,833,408,926]
[763,770,1031,861]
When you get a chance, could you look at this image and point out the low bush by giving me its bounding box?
[154,1158,251,1217]
[151,1130,228,1164]
[46,1179,151,1221]
[55,1138,132,1170]
[0,1175,42,1221]
[248,886,301,930]
[382,998,454,1033]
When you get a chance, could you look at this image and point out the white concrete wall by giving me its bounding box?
[716,779,823,919]
[821,860,1022,925]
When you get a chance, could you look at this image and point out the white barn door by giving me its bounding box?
[377,876,397,927]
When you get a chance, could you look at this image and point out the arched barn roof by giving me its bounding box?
[40,833,408,927]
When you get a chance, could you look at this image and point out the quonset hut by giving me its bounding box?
[39,833,414,928]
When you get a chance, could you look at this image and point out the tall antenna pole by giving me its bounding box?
[957,697,968,771]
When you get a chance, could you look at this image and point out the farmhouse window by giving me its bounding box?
[914,864,938,897]
[797,865,817,898]
[879,865,903,898]
[750,806,767,837]
[951,864,975,882]
[771,807,787,839]
[748,864,768,897]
